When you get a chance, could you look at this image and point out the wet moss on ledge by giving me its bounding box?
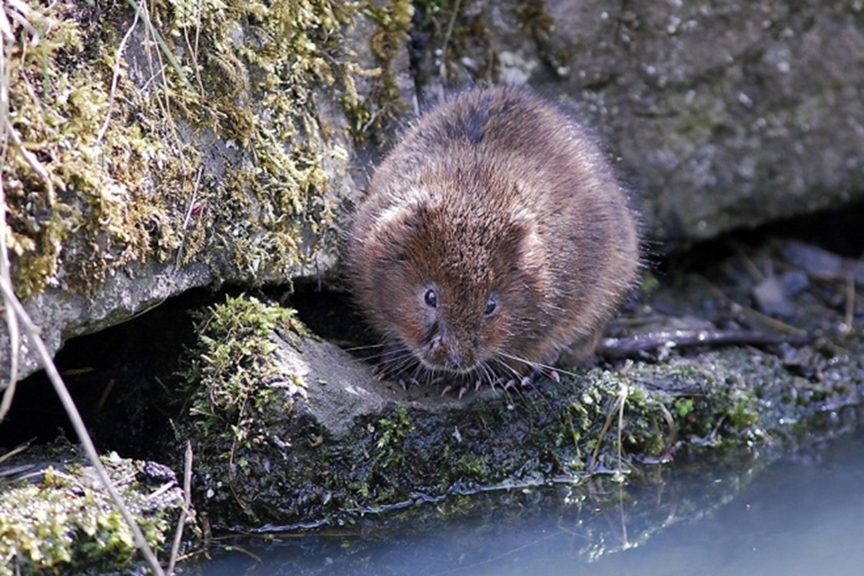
[179,294,311,523]
[174,290,861,529]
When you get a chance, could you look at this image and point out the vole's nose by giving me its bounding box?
[423,326,474,372]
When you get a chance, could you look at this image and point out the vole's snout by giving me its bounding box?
[421,327,475,372]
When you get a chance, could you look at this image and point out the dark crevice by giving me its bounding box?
[0,288,210,459]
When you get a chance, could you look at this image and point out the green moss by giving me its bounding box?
[180,294,311,521]
[5,0,413,298]
[456,453,490,478]
[4,1,197,296]
[162,0,361,282]
[374,406,413,451]
[0,451,183,575]
[350,0,413,140]
[185,294,306,435]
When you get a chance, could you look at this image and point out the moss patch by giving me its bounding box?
[3,0,413,297]
[3,0,196,296]
[180,294,310,522]
[0,447,184,575]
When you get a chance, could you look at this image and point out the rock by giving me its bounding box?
[1,0,413,381]
[412,1,864,243]
[0,262,211,382]
[782,239,864,284]
[752,276,796,318]
[780,270,811,297]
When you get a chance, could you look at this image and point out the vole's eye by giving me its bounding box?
[484,295,497,316]
[424,288,438,309]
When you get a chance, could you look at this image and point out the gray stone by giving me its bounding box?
[752,276,796,318]
[0,262,211,383]
[419,0,864,243]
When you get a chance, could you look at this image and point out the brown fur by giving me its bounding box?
[346,86,639,378]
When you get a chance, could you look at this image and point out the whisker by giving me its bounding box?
[342,342,388,353]
[354,338,577,398]
[496,351,580,381]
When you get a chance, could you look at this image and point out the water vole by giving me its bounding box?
[346,86,639,382]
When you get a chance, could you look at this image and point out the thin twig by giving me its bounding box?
[598,328,810,359]
[591,399,617,471]
[1,0,58,417]
[0,438,32,465]
[615,378,628,482]
[167,440,193,575]
[656,402,677,448]
[181,0,205,94]
[97,6,141,143]
[437,0,462,86]
[0,1,20,420]
[843,271,855,335]
[703,280,807,336]
[727,239,764,283]
[4,118,53,191]
[175,165,204,269]
[125,0,194,93]
[0,275,166,576]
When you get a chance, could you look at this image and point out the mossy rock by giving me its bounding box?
[0,444,185,575]
[1,0,415,381]
[177,286,862,528]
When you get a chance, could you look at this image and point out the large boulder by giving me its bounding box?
[412,1,864,242]
[1,0,411,380]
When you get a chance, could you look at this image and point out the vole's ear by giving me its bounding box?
[493,210,551,299]
[500,209,544,264]
[379,199,427,233]
[372,185,437,235]
[376,201,425,242]
[367,197,430,264]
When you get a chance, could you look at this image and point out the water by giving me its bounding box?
[193,427,864,576]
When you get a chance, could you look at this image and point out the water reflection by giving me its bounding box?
[193,426,864,576]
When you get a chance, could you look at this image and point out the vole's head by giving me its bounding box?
[349,185,548,376]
